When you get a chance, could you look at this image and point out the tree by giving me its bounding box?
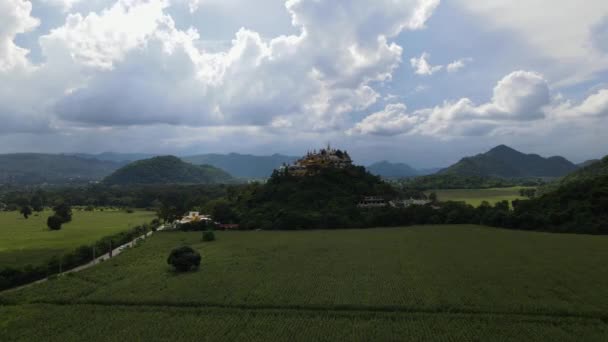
[167,246,201,272]
[53,203,72,223]
[30,194,44,212]
[429,192,438,203]
[206,199,237,223]
[20,206,32,219]
[202,230,216,242]
[47,215,63,230]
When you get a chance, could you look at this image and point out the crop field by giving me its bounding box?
[427,187,533,206]
[2,226,608,341]
[0,210,156,268]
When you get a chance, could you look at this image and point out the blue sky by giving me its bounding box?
[1,0,607,167]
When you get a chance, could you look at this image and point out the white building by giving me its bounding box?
[179,212,213,224]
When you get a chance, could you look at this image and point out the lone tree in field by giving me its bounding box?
[167,246,201,272]
[20,206,32,219]
[53,203,73,223]
[202,230,216,242]
[47,215,63,230]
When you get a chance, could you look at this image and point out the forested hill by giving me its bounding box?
[367,161,419,178]
[536,156,607,196]
[235,166,396,230]
[0,154,122,185]
[439,145,578,178]
[103,156,234,185]
[182,153,298,179]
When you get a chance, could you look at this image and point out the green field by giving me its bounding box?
[0,210,156,268]
[427,187,532,206]
[1,226,607,341]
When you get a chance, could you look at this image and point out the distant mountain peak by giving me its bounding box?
[440,146,577,178]
[487,144,520,155]
[367,161,419,179]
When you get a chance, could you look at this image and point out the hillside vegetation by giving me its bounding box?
[440,145,578,178]
[235,166,395,229]
[103,156,233,185]
[512,174,608,234]
[0,154,122,185]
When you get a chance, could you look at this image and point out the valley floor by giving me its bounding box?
[2,226,608,341]
[427,187,532,207]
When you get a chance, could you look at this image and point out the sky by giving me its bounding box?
[1,0,607,168]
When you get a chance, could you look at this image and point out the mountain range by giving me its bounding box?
[0,154,123,185]
[0,146,600,185]
[366,161,420,178]
[439,145,578,178]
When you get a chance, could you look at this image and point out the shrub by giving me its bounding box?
[47,215,63,230]
[20,206,32,219]
[202,230,216,242]
[167,246,201,272]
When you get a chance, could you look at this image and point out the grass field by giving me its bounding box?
[0,210,156,268]
[427,186,533,206]
[1,226,607,341]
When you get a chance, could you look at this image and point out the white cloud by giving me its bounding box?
[35,0,440,129]
[41,0,170,70]
[410,52,442,75]
[411,53,472,75]
[577,89,608,117]
[446,57,472,73]
[351,70,552,137]
[0,0,39,72]
[554,88,608,119]
[348,103,419,136]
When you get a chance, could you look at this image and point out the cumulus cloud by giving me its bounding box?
[555,89,608,119]
[577,89,608,116]
[41,0,170,70]
[36,0,440,129]
[351,70,552,137]
[410,52,442,75]
[347,103,419,136]
[0,0,39,72]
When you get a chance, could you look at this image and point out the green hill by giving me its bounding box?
[234,166,395,230]
[182,153,298,179]
[512,173,608,234]
[562,156,608,183]
[0,153,122,185]
[440,145,577,178]
[103,156,233,185]
[367,161,419,178]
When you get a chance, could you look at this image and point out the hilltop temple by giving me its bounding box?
[284,145,353,176]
